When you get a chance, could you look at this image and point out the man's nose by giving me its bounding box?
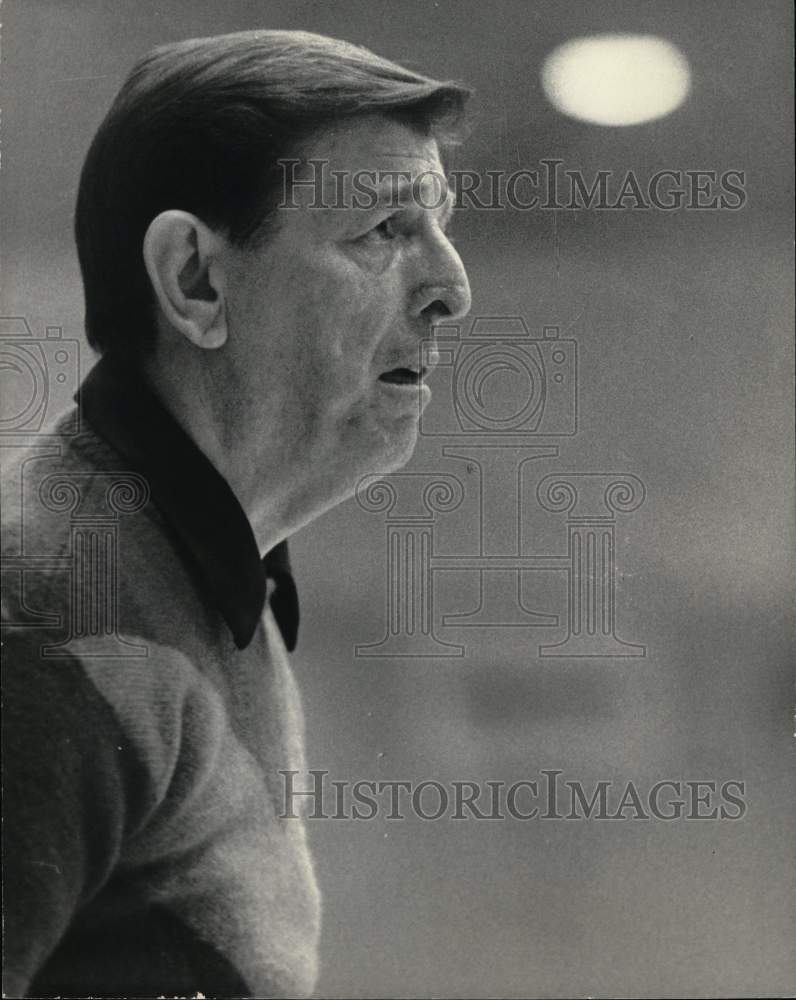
[412,240,472,326]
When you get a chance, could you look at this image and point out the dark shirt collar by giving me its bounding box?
[79,355,299,652]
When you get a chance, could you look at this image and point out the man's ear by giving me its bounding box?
[142,210,228,349]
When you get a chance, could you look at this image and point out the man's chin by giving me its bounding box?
[337,443,413,499]
[373,426,419,474]
[319,419,420,499]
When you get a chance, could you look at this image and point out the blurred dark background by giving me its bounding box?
[2,2,793,997]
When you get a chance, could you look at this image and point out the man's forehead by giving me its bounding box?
[299,113,443,175]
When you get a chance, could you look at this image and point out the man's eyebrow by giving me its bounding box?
[372,175,414,207]
[371,172,452,211]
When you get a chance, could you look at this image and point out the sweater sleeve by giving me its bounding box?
[1,632,151,998]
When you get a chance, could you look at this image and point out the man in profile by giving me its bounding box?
[2,30,470,998]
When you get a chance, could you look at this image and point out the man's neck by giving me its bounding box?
[140,347,311,557]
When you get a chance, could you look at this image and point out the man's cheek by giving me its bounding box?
[345,242,397,279]
[326,244,403,303]
[320,296,390,366]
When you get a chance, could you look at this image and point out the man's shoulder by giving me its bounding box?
[3,406,238,683]
[1,409,189,635]
[1,412,227,784]
[3,410,150,558]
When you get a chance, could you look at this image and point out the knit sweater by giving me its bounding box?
[2,359,321,998]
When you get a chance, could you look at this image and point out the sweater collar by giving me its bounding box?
[79,355,299,652]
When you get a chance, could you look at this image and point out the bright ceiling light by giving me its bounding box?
[541,34,691,126]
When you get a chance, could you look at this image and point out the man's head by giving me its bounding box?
[76,29,470,360]
[76,30,472,542]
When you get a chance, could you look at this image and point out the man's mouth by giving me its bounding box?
[378,367,428,386]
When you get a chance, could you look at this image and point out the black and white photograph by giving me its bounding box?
[2,2,794,997]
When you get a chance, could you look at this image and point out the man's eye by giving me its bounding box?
[362,215,399,241]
